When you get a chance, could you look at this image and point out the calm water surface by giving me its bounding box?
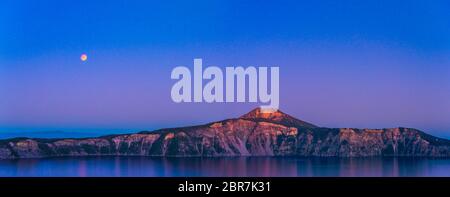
[0,156,449,177]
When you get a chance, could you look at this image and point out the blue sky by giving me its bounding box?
[2,0,449,58]
[1,0,450,138]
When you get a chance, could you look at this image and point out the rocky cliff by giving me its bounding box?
[1,108,449,159]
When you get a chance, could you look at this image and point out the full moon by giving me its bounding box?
[80,54,88,62]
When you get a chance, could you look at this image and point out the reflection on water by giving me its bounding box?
[0,156,449,177]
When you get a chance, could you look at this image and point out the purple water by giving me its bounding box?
[0,156,449,177]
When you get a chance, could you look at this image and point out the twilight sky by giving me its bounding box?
[1,0,449,138]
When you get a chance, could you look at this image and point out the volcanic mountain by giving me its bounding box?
[1,108,449,159]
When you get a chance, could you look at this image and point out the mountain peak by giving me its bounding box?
[240,107,318,128]
[240,107,282,118]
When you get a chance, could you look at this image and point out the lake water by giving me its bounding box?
[0,156,449,177]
